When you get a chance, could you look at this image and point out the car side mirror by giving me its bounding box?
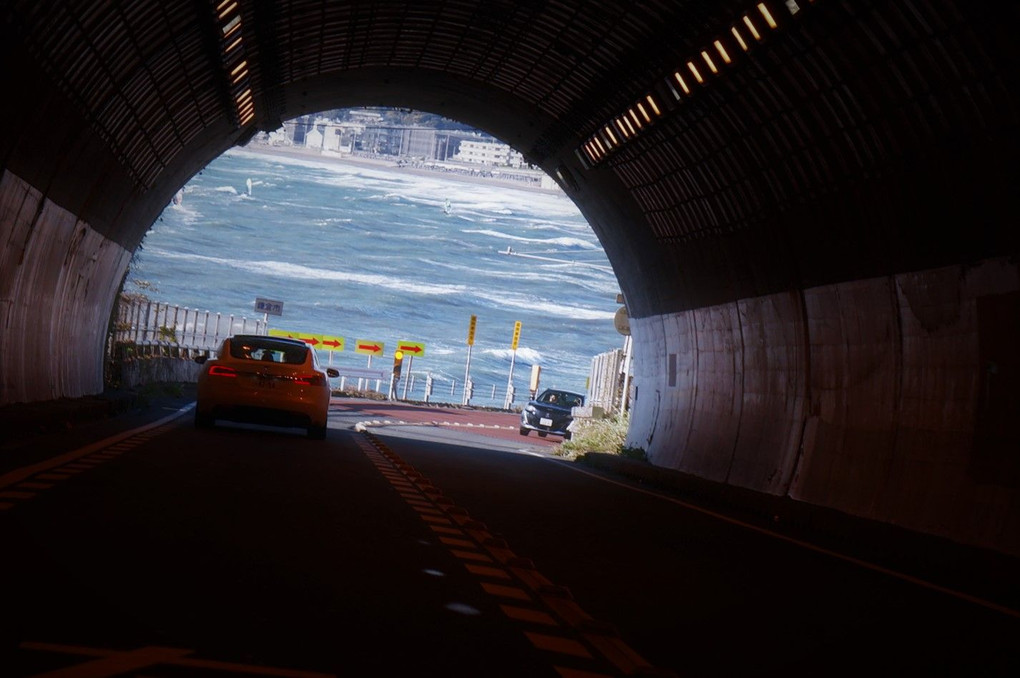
[326,368,340,378]
[195,355,208,364]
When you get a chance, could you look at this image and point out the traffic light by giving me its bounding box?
[392,350,404,380]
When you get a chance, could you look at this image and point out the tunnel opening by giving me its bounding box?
[113,107,632,423]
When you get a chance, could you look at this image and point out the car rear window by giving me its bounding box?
[229,338,309,365]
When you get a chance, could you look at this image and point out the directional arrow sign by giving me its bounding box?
[355,340,384,357]
[397,341,426,357]
[320,336,344,350]
[268,329,345,351]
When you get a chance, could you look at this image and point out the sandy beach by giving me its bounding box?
[239,142,564,195]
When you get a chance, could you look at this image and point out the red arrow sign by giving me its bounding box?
[301,337,319,346]
[358,343,381,353]
[398,344,423,354]
[321,339,341,348]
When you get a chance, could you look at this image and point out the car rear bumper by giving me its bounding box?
[196,390,330,428]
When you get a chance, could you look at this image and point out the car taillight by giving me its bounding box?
[209,365,238,378]
[293,373,324,386]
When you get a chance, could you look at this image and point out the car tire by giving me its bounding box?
[563,431,572,441]
[519,427,529,436]
[307,424,327,440]
[195,410,214,429]
[538,431,547,438]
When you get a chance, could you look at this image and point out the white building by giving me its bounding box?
[453,139,525,167]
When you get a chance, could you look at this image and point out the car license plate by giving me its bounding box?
[540,417,553,427]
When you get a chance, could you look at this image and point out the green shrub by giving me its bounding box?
[558,411,638,460]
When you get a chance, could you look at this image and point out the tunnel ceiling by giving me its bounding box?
[2,0,1018,319]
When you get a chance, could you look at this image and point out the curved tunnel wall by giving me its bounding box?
[1,1,1018,558]
[626,259,1019,555]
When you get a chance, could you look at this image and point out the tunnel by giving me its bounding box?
[1,0,1018,559]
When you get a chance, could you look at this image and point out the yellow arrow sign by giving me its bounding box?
[354,339,385,356]
[467,315,477,346]
[511,321,522,351]
[396,340,426,357]
[269,329,345,351]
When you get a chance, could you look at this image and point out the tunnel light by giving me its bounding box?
[216,0,239,19]
[645,94,661,117]
[714,40,732,64]
[731,26,750,51]
[577,0,821,166]
[628,108,643,129]
[687,61,704,84]
[216,0,255,129]
[620,116,634,136]
[673,71,691,95]
[225,35,243,55]
[701,51,719,74]
[758,3,778,29]
[743,15,762,41]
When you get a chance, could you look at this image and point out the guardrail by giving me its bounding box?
[110,297,267,355]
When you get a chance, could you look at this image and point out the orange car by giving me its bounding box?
[195,334,339,439]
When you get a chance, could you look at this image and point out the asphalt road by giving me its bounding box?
[1,395,1018,677]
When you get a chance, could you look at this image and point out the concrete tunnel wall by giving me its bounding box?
[2,0,1019,561]
[626,259,1019,556]
[0,172,133,403]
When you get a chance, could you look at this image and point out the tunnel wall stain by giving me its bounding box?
[627,257,1020,557]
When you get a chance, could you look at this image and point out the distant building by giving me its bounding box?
[453,140,525,168]
[271,113,530,169]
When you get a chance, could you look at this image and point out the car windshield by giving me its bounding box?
[229,338,308,365]
[540,391,584,408]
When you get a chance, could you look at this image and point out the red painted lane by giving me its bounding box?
[329,398,565,448]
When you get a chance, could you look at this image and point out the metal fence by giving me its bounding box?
[110,297,267,356]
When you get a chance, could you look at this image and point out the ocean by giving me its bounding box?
[128,147,624,407]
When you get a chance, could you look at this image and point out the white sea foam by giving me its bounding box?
[142,249,468,297]
[482,347,542,363]
[461,229,599,250]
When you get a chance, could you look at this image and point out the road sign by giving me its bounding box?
[355,339,384,356]
[511,320,522,351]
[268,329,345,351]
[467,315,477,346]
[317,335,345,350]
[396,341,426,357]
[254,297,284,316]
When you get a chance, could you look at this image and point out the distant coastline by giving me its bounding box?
[238,142,565,195]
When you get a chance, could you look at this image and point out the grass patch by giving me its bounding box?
[559,412,644,461]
